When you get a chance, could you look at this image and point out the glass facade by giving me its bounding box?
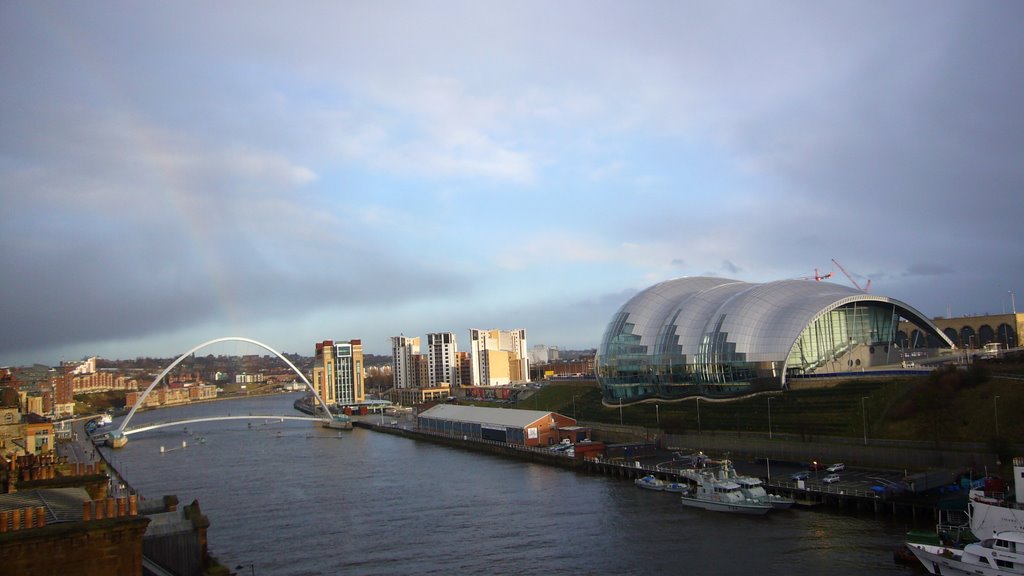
[596,277,953,404]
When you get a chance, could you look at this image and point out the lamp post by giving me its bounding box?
[861,397,869,446]
[696,397,701,435]
[994,395,1001,438]
[618,396,623,426]
[655,403,659,426]
[767,396,773,440]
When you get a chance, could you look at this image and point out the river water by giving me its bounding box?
[99,393,925,575]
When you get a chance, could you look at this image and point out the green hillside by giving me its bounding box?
[512,356,1023,455]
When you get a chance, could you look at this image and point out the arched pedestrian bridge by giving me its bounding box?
[105,337,348,448]
[119,415,322,436]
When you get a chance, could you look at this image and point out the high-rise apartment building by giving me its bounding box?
[426,332,458,387]
[469,329,530,386]
[390,336,421,389]
[313,339,365,407]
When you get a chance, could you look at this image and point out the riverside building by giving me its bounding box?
[417,404,577,447]
[313,340,365,407]
[596,276,956,404]
[427,332,459,388]
[468,329,530,386]
[390,335,421,389]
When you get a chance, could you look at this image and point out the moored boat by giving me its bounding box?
[678,467,772,515]
[970,457,1024,539]
[720,461,795,509]
[908,531,1024,575]
[635,475,667,491]
[662,480,690,493]
[900,486,979,567]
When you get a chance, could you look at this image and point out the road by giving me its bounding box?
[55,416,103,466]
[736,458,910,496]
[653,450,909,496]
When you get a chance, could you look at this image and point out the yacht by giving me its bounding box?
[909,531,1024,575]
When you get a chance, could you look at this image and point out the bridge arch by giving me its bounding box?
[115,337,333,436]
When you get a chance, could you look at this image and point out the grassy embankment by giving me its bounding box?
[502,357,1023,463]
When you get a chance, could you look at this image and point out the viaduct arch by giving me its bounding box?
[113,337,333,440]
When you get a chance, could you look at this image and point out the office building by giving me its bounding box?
[313,339,365,407]
[469,329,530,386]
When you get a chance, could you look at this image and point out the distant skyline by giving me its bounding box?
[2,2,1022,367]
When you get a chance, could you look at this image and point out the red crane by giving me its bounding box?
[831,258,871,292]
[799,267,833,281]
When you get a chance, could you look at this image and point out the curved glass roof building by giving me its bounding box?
[596,277,955,403]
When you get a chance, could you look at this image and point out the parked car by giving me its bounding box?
[826,463,845,473]
[790,471,810,481]
[822,473,841,484]
[808,462,827,471]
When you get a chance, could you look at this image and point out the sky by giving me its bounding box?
[2,1,1023,366]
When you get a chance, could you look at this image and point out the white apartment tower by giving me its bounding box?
[469,329,530,386]
[390,335,421,389]
[427,332,458,387]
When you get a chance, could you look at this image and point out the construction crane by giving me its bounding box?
[800,267,833,281]
[831,258,871,292]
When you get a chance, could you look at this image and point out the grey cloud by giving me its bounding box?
[902,263,955,278]
[720,260,741,274]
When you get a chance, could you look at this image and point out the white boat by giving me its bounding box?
[908,531,1024,575]
[635,475,691,493]
[635,475,667,491]
[662,480,690,493]
[719,460,795,509]
[970,457,1024,539]
[678,467,773,515]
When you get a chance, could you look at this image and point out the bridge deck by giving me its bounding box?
[122,415,325,435]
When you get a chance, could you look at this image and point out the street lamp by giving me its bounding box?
[994,395,1001,438]
[861,397,869,446]
[767,396,774,440]
[655,403,659,426]
[618,396,623,426]
[696,397,701,435]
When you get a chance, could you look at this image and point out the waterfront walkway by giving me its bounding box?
[355,420,961,519]
[55,417,102,467]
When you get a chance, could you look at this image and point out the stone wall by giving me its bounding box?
[0,516,150,576]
